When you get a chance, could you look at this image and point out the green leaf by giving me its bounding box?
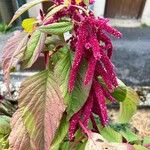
[8,0,48,26]
[98,126,122,143]
[143,138,150,145]
[111,79,128,102]
[23,30,46,68]
[60,141,70,150]
[134,145,149,150]
[45,5,66,20]
[2,31,28,89]
[39,21,73,35]
[120,128,140,143]
[9,70,66,149]
[0,116,11,136]
[51,114,69,150]
[54,50,92,119]
[75,141,87,150]
[118,87,139,123]
[83,0,89,5]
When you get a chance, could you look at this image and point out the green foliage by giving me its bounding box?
[134,145,149,150]
[45,5,67,20]
[9,70,65,149]
[1,0,146,149]
[110,79,139,123]
[51,114,69,150]
[39,21,73,35]
[98,126,122,143]
[0,116,11,149]
[118,86,139,123]
[54,51,92,119]
[8,0,49,26]
[83,0,89,5]
[22,30,46,68]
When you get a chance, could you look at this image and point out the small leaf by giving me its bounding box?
[120,128,140,143]
[98,126,122,143]
[133,145,149,150]
[111,79,128,102]
[44,5,66,20]
[39,21,73,35]
[118,87,139,123]
[0,116,11,136]
[22,18,37,33]
[143,138,150,145]
[23,30,46,68]
[85,133,134,150]
[54,50,92,119]
[2,31,29,89]
[83,0,89,5]
[51,114,69,150]
[8,0,48,26]
[60,141,70,150]
[9,70,66,149]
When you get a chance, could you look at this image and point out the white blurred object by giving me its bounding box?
[26,0,42,18]
[141,0,150,26]
[93,0,106,17]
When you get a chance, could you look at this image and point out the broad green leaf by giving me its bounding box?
[39,21,73,35]
[98,126,122,143]
[118,87,139,123]
[51,114,69,150]
[45,5,66,20]
[0,116,11,136]
[8,0,48,26]
[120,128,140,143]
[2,31,28,89]
[75,141,87,150]
[9,70,66,149]
[54,50,92,119]
[23,30,46,68]
[83,0,89,5]
[111,79,128,102]
[134,145,149,150]
[143,138,150,145]
[85,132,132,150]
[22,18,37,33]
[60,141,70,150]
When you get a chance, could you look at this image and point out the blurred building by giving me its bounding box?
[94,0,150,26]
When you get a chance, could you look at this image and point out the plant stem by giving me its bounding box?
[44,51,49,69]
[90,114,99,132]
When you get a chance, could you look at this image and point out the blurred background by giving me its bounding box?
[0,0,150,138]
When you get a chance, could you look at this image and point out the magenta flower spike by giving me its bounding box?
[68,22,87,92]
[97,31,113,58]
[69,111,81,141]
[96,62,114,91]
[84,55,96,85]
[81,92,94,127]
[93,80,108,126]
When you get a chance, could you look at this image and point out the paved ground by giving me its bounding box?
[112,27,150,86]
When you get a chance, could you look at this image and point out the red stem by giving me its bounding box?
[44,52,49,69]
[90,114,99,133]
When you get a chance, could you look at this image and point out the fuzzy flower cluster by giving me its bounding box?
[68,16,122,140]
[45,0,122,141]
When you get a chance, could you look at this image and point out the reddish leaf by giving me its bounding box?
[2,31,29,89]
[9,70,66,150]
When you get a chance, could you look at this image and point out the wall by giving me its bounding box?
[93,0,106,17]
[141,0,150,26]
